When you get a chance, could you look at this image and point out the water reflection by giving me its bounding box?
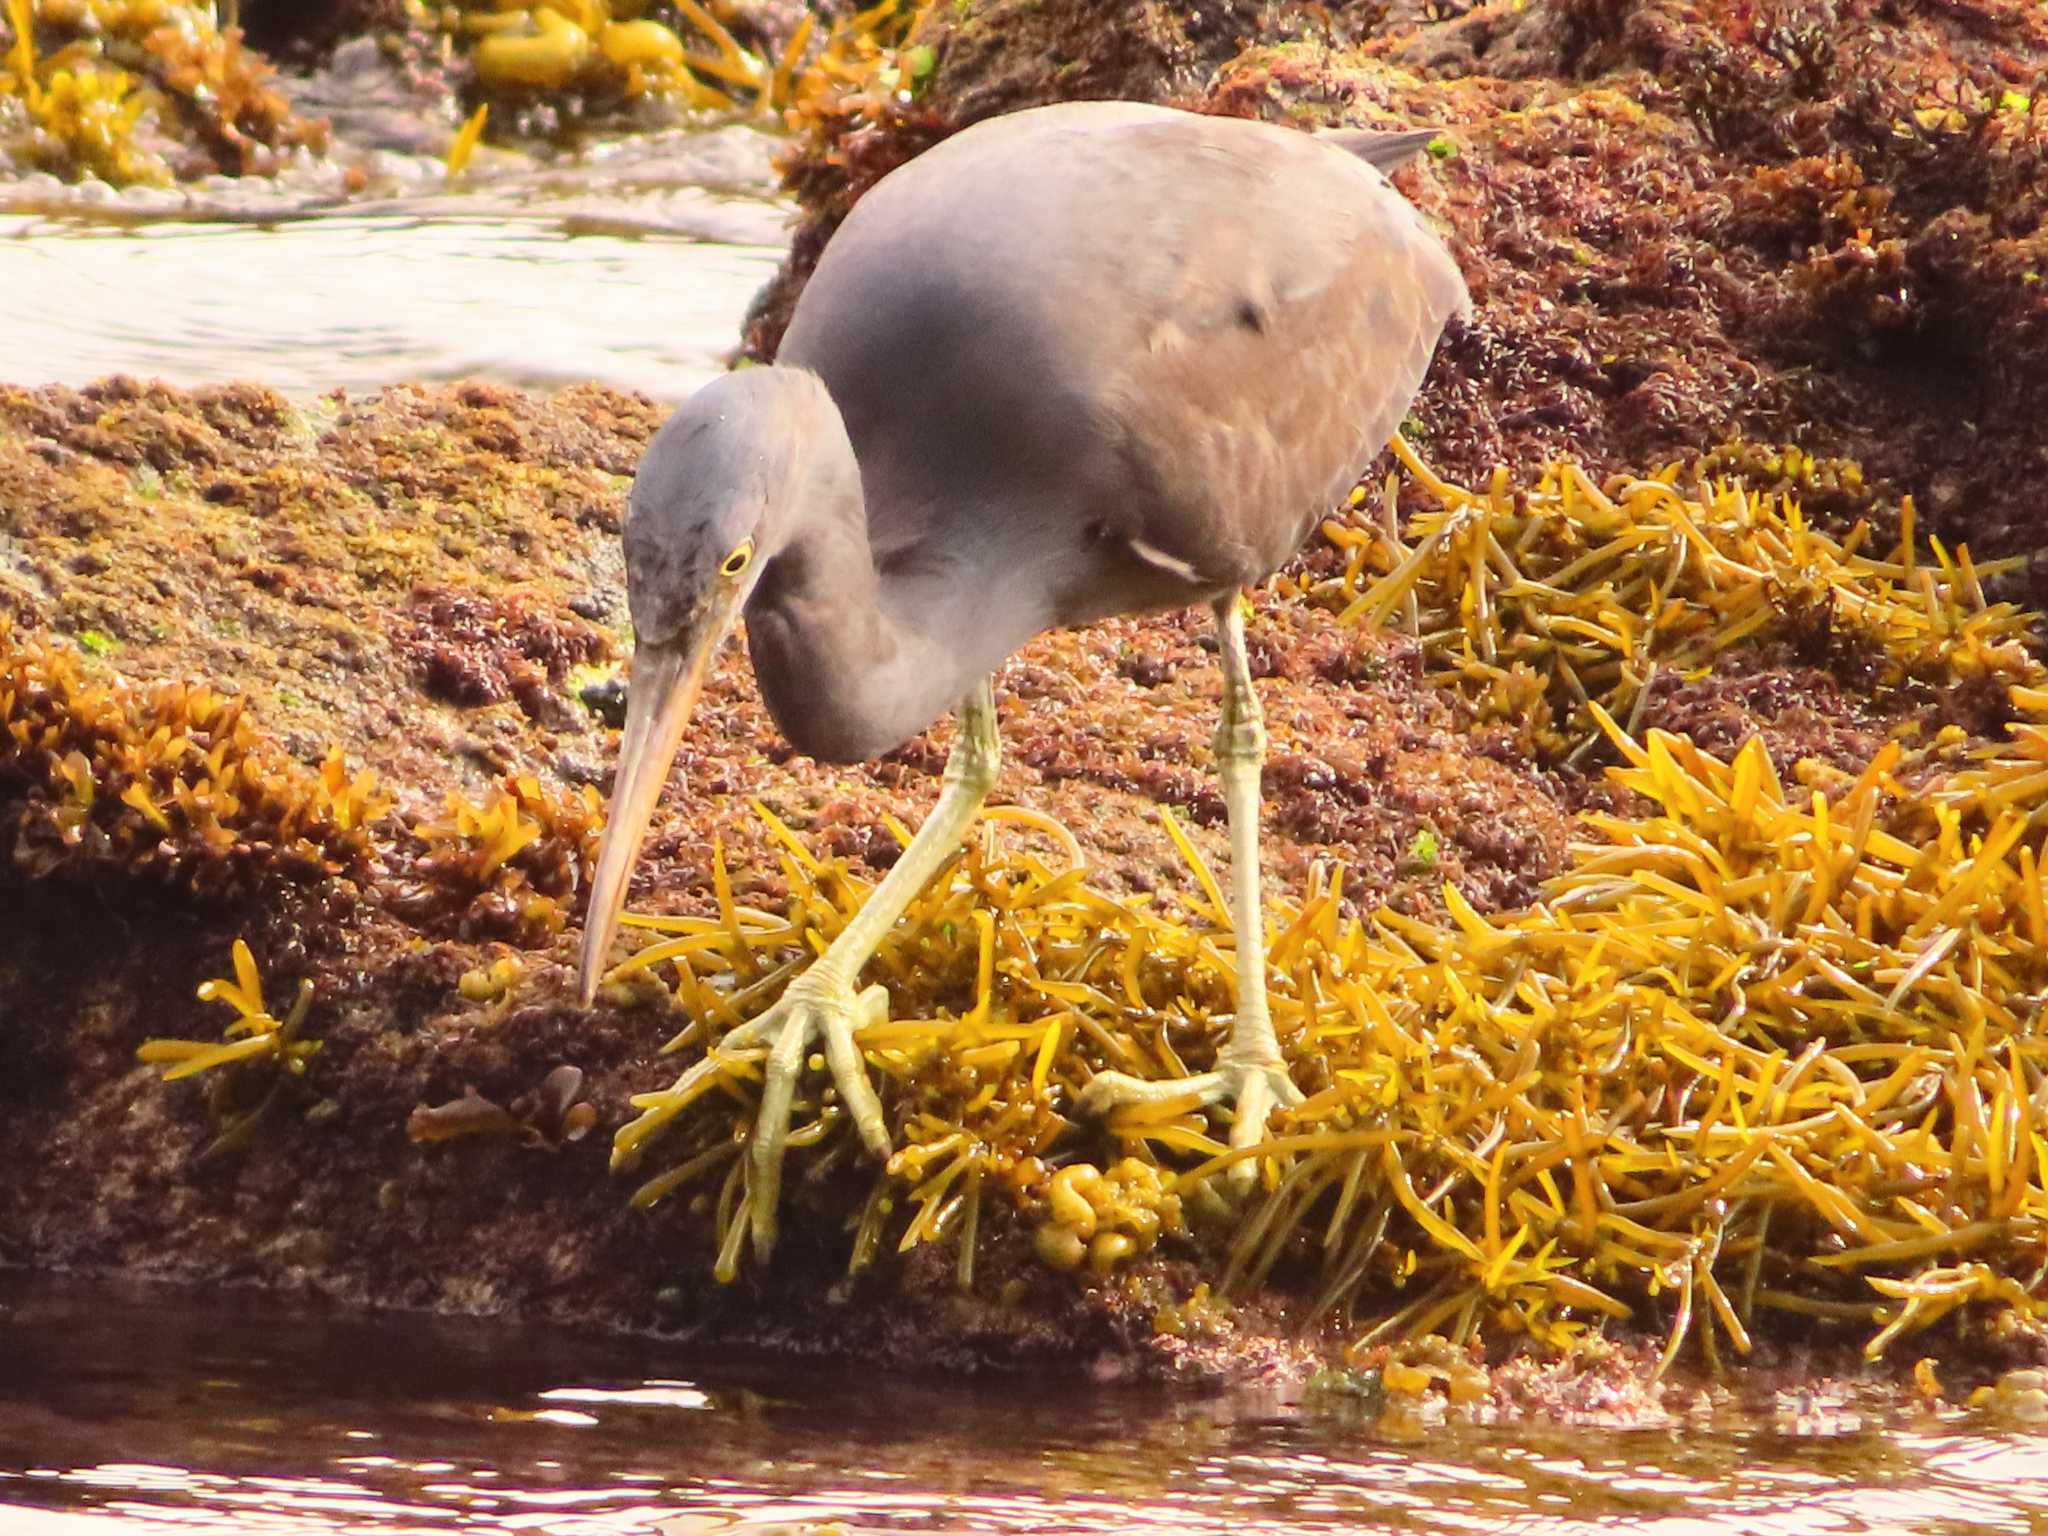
[0,118,790,406]
[0,211,783,403]
[2,1276,2047,1534]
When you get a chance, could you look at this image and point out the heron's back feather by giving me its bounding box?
[1313,125,1445,172]
[778,100,1468,681]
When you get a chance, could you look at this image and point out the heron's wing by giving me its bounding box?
[1087,123,1470,589]
[777,104,1467,635]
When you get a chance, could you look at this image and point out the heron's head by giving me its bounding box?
[579,366,857,1004]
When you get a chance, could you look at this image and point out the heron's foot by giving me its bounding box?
[641,969,893,1262]
[1075,1044,1303,1191]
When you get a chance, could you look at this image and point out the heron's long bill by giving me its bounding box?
[577,613,731,1004]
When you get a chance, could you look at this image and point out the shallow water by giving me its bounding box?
[3,1276,2048,1536]
[0,126,790,403]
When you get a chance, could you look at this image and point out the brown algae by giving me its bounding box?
[0,619,387,894]
[394,774,606,945]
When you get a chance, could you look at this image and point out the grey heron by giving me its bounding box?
[579,99,1470,1260]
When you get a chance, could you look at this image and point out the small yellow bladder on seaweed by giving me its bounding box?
[475,7,595,91]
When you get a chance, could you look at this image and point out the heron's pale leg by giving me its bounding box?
[659,677,1001,1262]
[1210,593,1300,1102]
[1077,594,1301,1182]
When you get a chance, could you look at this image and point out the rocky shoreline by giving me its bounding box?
[4,0,2048,1424]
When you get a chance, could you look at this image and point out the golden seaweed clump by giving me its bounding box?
[775,0,935,125]
[1273,691,2048,1367]
[428,0,931,121]
[774,0,941,216]
[1320,438,2037,761]
[0,620,389,893]
[395,772,603,944]
[421,0,937,138]
[1029,1158,1184,1278]
[599,686,2048,1362]
[605,803,1231,1288]
[595,494,2048,1364]
[137,937,319,1158]
[0,0,324,183]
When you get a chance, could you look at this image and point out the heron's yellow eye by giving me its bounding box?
[720,541,754,578]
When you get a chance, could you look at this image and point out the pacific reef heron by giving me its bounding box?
[580,99,1470,1259]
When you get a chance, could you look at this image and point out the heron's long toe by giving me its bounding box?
[745,969,893,1258]
[637,969,893,1263]
[1075,1045,1303,1188]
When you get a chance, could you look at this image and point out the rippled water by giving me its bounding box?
[0,126,790,403]
[3,1276,2048,1535]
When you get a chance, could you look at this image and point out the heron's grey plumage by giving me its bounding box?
[581,101,1470,1255]
[763,101,1468,758]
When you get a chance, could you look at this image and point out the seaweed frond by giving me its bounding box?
[395,773,603,944]
[137,937,319,1158]
[1322,440,2037,761]
[0,619,387,895]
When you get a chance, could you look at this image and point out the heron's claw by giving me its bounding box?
[747,969,893,1258]
[1075,1044,1303,1190]
[655,969,891,1262]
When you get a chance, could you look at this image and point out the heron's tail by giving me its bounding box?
[1315,126,1445,173]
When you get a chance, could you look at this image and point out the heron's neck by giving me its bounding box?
[743,485,990,765]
